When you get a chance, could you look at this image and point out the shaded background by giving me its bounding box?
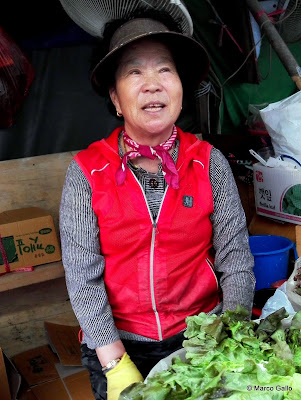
[1,0,301,161]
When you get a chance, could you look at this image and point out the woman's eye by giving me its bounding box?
[160,67,170,73]
[129,69,140,75]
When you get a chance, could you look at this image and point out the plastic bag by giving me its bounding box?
[0,26,34,128]
[259,91,301,164]
[286,257,301,312]
[260,281,296,319]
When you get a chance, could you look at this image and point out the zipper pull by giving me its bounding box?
[153,223,159,234]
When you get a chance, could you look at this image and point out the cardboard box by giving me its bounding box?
[30,379,69,400]
[30,369,94,400]
[63,369,94,400]
[0,207,61,274]
[12,345,94,400]
[44,322,82,366]
[253,163,301,225]
[0,347,21,400]
[0,347,12,400]
[12,345,60,386]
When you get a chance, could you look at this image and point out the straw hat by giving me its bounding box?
[91,18,210,95]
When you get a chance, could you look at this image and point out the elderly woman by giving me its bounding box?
[59,14,255,400]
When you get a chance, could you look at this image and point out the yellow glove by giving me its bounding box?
[106,352,143,400]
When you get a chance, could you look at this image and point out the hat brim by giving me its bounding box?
[91,31,210,96]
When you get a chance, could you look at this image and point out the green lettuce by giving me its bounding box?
[120,307,301,400]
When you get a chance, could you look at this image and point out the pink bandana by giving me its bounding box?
[116,126,179,189]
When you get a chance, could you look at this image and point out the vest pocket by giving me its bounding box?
[206,258,219,290]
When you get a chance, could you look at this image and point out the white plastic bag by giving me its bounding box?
[286,257,301,312]
[260,282,296,319]
[259,91,301,163]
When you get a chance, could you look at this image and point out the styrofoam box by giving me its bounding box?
[253,162,301,225]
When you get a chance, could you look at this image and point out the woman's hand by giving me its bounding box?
[106,352,143,400]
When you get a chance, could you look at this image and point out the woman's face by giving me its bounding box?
[109,38,183,144]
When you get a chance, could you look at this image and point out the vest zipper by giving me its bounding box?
[150,222,162,340]
[130,170,168,340]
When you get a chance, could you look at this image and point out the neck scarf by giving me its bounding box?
[116,126,179,189]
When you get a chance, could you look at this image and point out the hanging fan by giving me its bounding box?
[57,0,193,38]
[277,0,301,43]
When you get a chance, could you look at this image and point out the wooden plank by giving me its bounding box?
[0,277,69,317]
[235,179,256,225]
[0,261,65,292]
[0,278,78,357]
[0,307,77,357]
[0,150,79,234]
[249,213,297,243]
[296,225,301,259]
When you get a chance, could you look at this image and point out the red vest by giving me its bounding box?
[75,126,219,340]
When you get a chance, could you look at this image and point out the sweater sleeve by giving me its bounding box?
[59,159,120,349]
[209,147,255,315]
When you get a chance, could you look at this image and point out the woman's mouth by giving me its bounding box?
[142,103,165,112]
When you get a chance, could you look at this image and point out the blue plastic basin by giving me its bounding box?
[249,235,295,291]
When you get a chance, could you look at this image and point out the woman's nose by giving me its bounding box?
[142,72,162,92]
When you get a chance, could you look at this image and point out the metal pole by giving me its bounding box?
[245,0,301,90]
